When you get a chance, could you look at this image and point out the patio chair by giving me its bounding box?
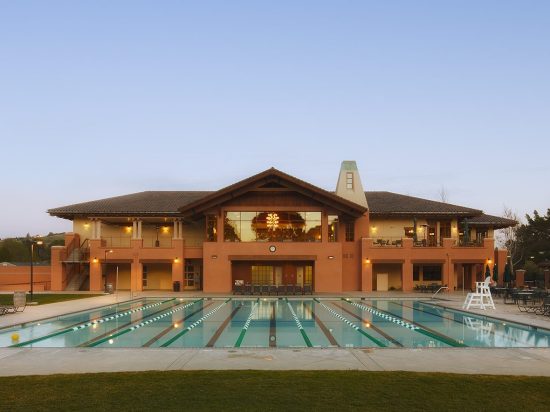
[535,297,550,316]
[243,284,252,295]
[233,284,243,295]
[0,291,27,314]
[303,284,312,295]
[277,284,286,295]
[252,284,261,295]
[268,285,277,295]
[261,284,270,295]
[294,285,303,295]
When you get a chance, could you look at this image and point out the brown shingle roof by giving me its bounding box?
[48,191,212,218]
[365,191,482,216]
[466,214,517,228]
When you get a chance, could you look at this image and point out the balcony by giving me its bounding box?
[372,237,404,247]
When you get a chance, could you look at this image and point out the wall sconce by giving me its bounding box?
[328,256,335,260]
[162,226,169,233]
[487,259,493,264]
[125,226,132,233]
[174,257,179,263]
[365,258,371,264]
[371,226,377,233]
[92,257,98,263]
[83,223,90,229]
[211,255,218,259]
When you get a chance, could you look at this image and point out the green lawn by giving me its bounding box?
[0,293,102,305]
[1,370,549,411]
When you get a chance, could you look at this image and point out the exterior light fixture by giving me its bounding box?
[174,257,179,263]
[93,257,98,263]
[365,258,371,264]
[211,255,218,259]
[328,256,335,260]
[487,259,492,264]
[162,226,169,233]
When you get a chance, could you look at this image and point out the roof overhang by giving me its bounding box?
[178,168,368,219]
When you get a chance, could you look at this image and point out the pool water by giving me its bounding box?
[1,298,549,348]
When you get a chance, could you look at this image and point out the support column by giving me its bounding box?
[90,258,102,291]
[361,260,373,292]
[172,259,184,289]
[96,220,102,239]
[137,220,143,239]
[444,259,455,292]
[131,258,143,292]
[402,260,414,292]
[173,220,179,239]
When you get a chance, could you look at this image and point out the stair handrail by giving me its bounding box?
[432,286,448,299]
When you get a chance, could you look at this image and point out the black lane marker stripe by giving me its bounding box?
[332,302,403,347]
[302,302,339,347]
[143,301,215,348]
[78,301,181,347]
[269,304,277,347]
[206,304,242,347]
[357,300,464,347]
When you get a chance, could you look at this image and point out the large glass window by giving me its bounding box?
[251,265,274,284]
[345,221,354,242]
[328,215,339,242]
[224,211,322,242]
[206,215,217,241]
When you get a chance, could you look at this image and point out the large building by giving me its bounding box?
[48,161,515,293]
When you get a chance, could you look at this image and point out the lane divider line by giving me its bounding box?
[88,299,203,347]
[314,298,386,347]
[11,298,176,348]
[161,298,231,347]
[286,299,312,347]
[235,299,259,347]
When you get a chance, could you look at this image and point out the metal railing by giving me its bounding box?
[372,237,404,247]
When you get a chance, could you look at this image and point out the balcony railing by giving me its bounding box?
[372,237,404,247]
[102,237,132,248]
[101,237,174,248]
[455,239,484,247]
[142,238,173,248]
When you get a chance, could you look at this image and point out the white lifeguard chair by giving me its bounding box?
[462,277,495,310]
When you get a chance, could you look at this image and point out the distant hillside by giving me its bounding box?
[0,233,65,263]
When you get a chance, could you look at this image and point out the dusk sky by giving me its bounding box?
[1,1,549,238]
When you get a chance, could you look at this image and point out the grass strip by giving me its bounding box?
[0,294,103,306]
[0,370,549,411]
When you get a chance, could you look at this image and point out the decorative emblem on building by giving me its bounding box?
[266,212,279,230]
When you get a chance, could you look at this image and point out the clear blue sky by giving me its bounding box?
[1,1,549,238]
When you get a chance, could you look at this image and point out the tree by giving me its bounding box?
[496,206,521,268]
[513,209,550,270]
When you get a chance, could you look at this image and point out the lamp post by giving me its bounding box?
[30,238,43,301]
[104,249,113,292]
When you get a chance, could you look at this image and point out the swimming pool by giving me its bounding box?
[2,298,549,348]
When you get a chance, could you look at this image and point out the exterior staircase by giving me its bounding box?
[63,239,90,291]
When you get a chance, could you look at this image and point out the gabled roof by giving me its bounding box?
[178,168,368,218]
[48,191,211,219]
[466,214,517,228]
[366,191,482,216]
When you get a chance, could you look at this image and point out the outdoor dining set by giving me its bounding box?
[492,286,550,316]
[233,284,313,296]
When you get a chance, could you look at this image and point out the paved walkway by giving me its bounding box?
[0,347,549,376]
[1,291,549,376]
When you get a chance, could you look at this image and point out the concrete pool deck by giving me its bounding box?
[1,291,549,377]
